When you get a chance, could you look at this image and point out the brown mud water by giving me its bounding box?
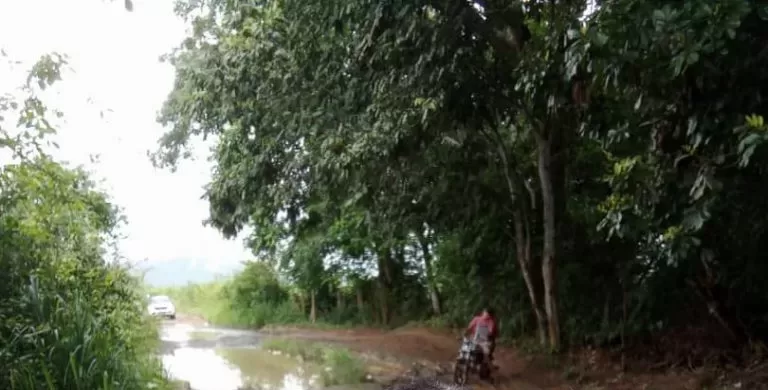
[160,319,438,390]
[160,320,321,390]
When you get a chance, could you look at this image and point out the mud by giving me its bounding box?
[163,317,721,390]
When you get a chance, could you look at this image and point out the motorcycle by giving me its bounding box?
[453,337,492,385]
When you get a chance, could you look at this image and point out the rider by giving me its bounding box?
[464,306,498,363]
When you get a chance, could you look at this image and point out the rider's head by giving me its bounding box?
[482,306,495,318]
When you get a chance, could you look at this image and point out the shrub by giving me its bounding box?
[0,160,171,390]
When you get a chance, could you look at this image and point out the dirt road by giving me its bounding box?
[261,326,561,390]
[260,325,717,390]
[160,315,553,390]
[163,315,706,390]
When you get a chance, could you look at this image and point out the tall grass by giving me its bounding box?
[0,278,171,390]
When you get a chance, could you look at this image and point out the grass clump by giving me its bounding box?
[1,277,172,390]
[321,348,368,386]
[262,338,325,361]
[262,338,367,385]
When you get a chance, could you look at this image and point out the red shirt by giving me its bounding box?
[467,314,497,339]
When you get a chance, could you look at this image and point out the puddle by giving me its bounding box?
[163,347,244,390]
[162,347,321,390]
[189,330,218,341]
[219,349,321,390]
[161,323,322,390]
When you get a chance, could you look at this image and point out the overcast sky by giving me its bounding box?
[0,0,253,272]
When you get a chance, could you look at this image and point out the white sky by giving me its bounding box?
[0,0,253,272]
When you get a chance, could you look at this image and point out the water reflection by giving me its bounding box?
[161,322,319,390]
[163,347,243,390]
[218,349,320,390]
[162,347,319,390]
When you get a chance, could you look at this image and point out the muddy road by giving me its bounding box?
[159,317,321,390]
[159,315,549,390]
[159,315,706,390]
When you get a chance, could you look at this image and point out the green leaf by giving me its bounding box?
[738,133,761,154]
[759,5,768,21]
[682,207,706,231]
[703,173,722,192]
[593,32,608,47]
[686,51,699,66]
[686,116,698,135]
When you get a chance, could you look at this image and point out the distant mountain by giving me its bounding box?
[134,258,245,287]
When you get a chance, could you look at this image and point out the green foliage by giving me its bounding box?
[152,281,243,325]
[154,261,369,328]
[227,261,292,324]
[156,0,768,360]
[0,159,171,390]
[4,282,167,390]
[0,52,170,389]
[321,348,368,386]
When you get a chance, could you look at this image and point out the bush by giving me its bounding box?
[0,159,171,390]
[233,301,306,328]
[153,262,310,328]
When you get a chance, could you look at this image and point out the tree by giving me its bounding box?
[1,40,168,389]
[156,0,768,361]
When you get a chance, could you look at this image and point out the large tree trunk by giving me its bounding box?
[298,292,306,314]
[491,126,548,346]
[377,250,393,325]
[536,132,561,351]
[356,286,365,314]
[417,227,442,315]
[309,289,317,324]
[377,281,389,325]
[336,288,344,311]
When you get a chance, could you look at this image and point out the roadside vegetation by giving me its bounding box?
[0,20,171,390]
[153,0,768,383]
[151,280,241,325]
[152,261,393,329]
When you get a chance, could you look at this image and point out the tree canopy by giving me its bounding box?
[156,0,768,359]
